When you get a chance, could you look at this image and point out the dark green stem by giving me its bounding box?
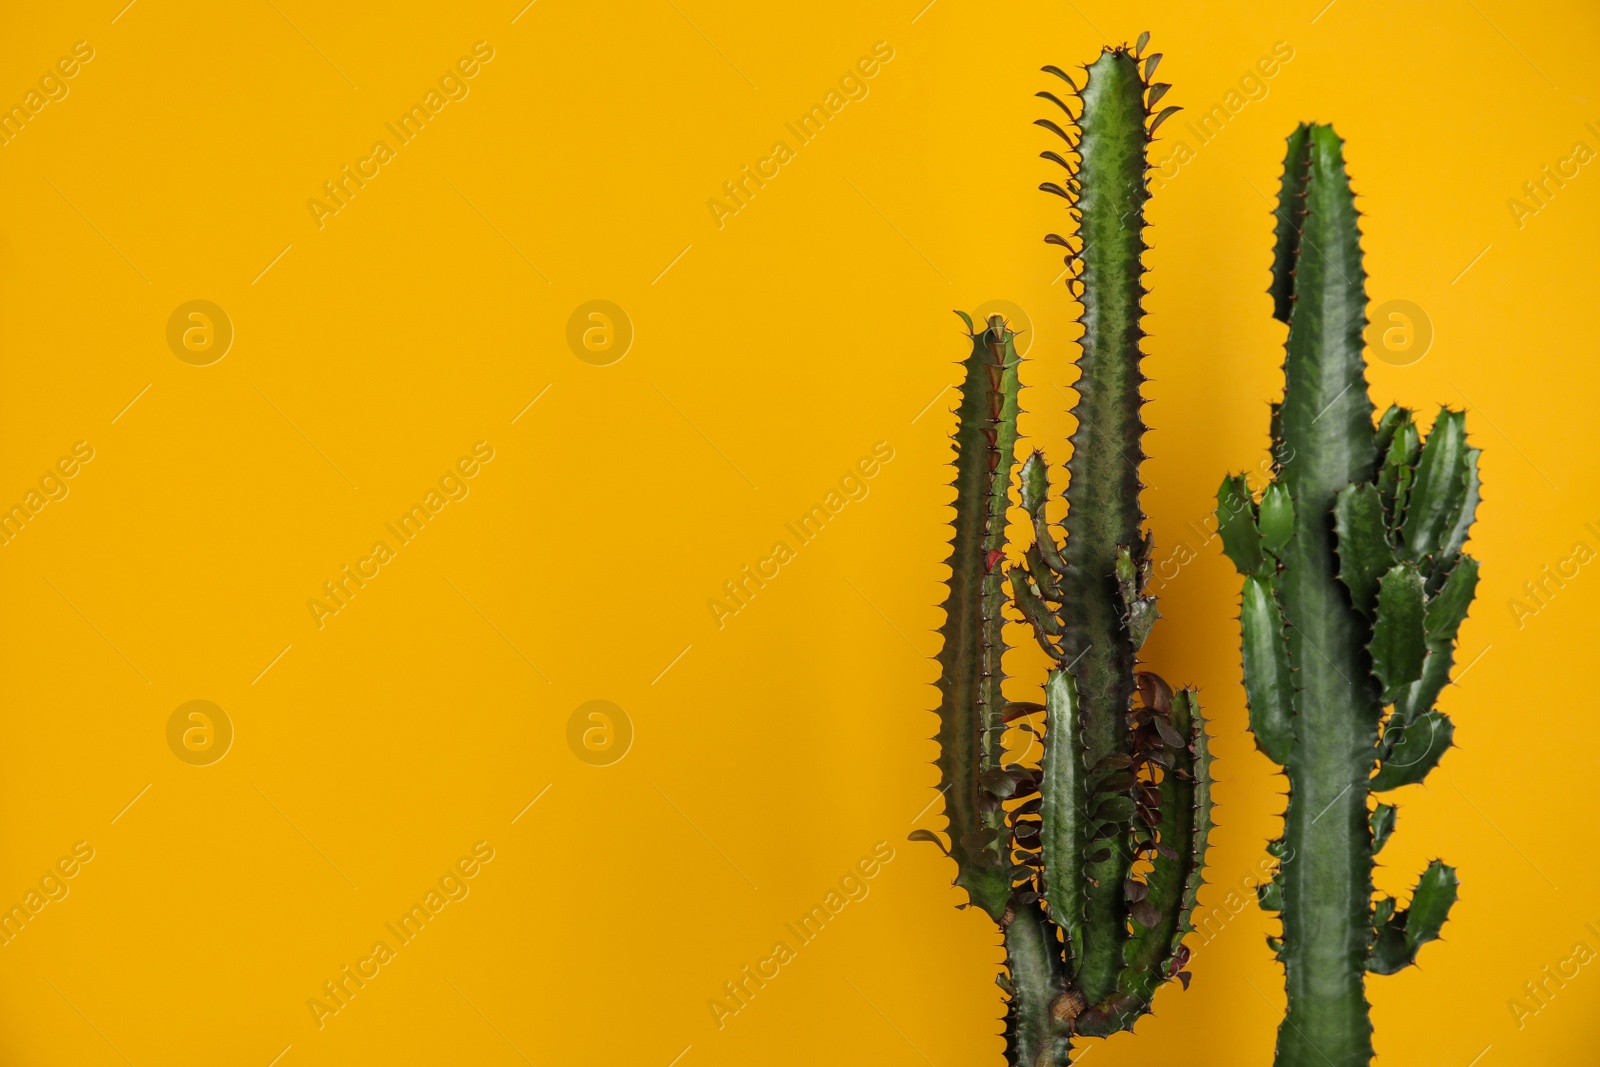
[1056,44,1149,1008]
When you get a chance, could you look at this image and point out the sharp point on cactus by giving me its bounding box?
[1217,122,1480,1067]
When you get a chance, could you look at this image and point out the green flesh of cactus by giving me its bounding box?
[1217,123,1479,1067]
[932,37,1213,1067]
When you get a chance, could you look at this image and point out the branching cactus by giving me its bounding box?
[1216,123,1480,1066]
[928,36,1212,1067]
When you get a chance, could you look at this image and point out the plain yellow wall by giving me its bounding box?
[1,1,1596,1064]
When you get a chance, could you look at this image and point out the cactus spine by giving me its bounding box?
[1216,123,1478,1066]
[930,37,1212,1067]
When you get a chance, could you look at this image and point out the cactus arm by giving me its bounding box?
[1038,668,1088,966]
[1053,43,1151,1009]
[1333,483,1395,617]
[933,314,1022,923]
[1365,860,1458,974]
[1371,711,1454,790]
[1369,564,1427,703]
[1216,475,1267,576]
[1398,409,1469,566]
[1387,555,1480,733]
[1003,898,1075,1067]
[1369,803,1396,853]
[1376,414,1421,528]
[1079,686,1210,1033]
[1238,576,1295,764]
[1435,449,1481,580]
[1271,125,1381,1067]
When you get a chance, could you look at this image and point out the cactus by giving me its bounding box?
[1216,123,1478,1066]
[928,37,1212,1067]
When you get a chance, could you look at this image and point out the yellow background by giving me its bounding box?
[1,1,1596,1064]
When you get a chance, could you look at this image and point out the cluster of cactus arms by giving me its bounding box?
[1215,123,1480,1067]
[926,37,1213,1067]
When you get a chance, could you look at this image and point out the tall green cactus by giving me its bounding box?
[929,37,1211,1067]
[1216,123,1478,1066]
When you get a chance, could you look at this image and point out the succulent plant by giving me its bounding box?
[1215,122,1479,1067]
[927,36,1212,1067]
